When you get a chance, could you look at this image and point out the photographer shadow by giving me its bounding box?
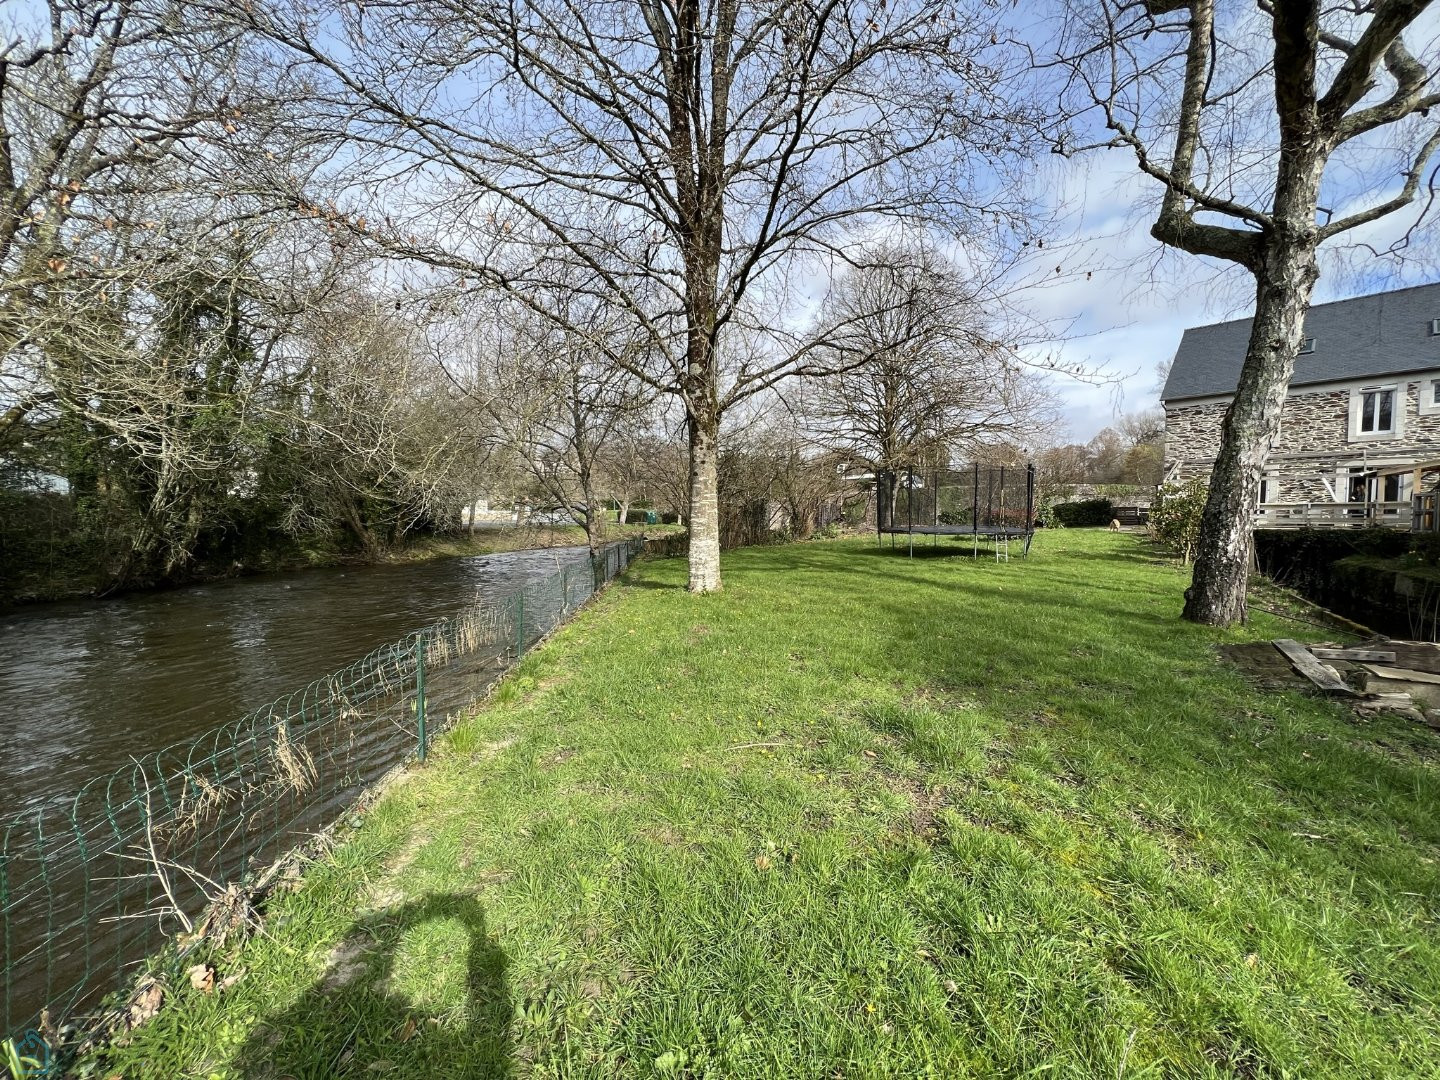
[231,892,511,1079]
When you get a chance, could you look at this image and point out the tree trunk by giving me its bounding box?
[687,412,721,592]
[1182,249,1318,625]
[341,494,381,559]
[580,468,603,556]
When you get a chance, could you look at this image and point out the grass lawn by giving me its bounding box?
[93,530,1440,1079]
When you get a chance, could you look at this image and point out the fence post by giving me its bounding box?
[562,567,570,612]
[515,590,525,659]
[415,634,427,764]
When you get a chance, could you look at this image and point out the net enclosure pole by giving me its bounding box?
[1026,462,1037,558]
[997,466,1005,563]
[972,463,979,558]
[877,470,887,547]
[907,468,914,558]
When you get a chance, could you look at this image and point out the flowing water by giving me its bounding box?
[1,542,615,1040]
[0,544,594,819]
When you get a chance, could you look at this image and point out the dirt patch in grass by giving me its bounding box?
[1218,641,1314,691]
[321,936,373,993]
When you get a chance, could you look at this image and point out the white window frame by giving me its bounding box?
[1349,382,1403,442]
[1335,464,1413,512]
[1257,472,1279,505]
[1417,373,1440,416]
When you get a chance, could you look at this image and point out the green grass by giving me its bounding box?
[91,531,1440,1079]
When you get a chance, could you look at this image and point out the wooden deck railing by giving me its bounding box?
[1254,501,1414,529]
[1415,492,1440,533]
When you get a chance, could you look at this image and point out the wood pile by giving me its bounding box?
[1272,638,1440,728]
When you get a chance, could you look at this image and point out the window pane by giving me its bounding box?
[1378,390,1393,431]
[1432,379,1440,405]
[1361,391,1376,431]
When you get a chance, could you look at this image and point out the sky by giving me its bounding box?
[1006,4,1440,447]
[1024,152,1440,445]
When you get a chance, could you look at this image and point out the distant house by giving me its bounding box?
[1161,282,1440,529]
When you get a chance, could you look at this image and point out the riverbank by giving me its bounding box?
[1253,528,1440,642]
[376,523,683,566]
[0,522,682,608]
[90,531,1440,1078]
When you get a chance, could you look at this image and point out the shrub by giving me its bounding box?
[1149,478,1207,563]
[1050,498,1114,527]
[984,507,1032,528]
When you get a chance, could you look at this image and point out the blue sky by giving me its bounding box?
[1009,4,1440,445]
[1027,171,1440,444]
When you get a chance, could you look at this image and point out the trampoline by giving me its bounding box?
[876,464,1036,559]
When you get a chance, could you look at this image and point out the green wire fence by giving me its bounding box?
[1,536,647,1045]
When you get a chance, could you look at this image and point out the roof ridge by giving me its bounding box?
[1180,279,1440,335]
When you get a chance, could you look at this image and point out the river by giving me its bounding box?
[0,544,595,818]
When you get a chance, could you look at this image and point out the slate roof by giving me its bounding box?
[1161,281,1440,403]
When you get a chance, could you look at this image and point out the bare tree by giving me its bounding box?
[0,0,255,448]
[632,414,694,526]
[271,286,483,558]
[1055,1,1440,625]
[715,405,850,546]
[0,4,505,596]
[235,0,1043,591]
[800,245,1058,478]
[472,288,655,554]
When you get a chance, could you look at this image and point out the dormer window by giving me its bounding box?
[1298,337,1316,354]
[1429,318,1440,336]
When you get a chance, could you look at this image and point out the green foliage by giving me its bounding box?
[2,1036,43,1079]
[93,533,1440,1079]
[1148,477,1208,562]
[1049,497,1113,527]
[1254,524,1437,572]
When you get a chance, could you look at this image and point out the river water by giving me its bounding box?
[1,541,637,1041]
[0,544,595,818]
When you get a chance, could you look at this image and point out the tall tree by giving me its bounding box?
[472,287,656,554]
[1056,1,1440,625]
[237,0,1041,591]
[800,245,1056,476]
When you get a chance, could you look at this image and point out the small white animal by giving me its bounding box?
[1108,519,1122,532]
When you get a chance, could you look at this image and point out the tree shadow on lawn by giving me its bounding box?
[230,893,511,1080]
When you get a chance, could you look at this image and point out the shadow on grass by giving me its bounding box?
[232,893,510,1079]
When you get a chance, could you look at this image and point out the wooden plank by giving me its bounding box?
[1311,648,1397,663]
[1273,639,1357,696]
[1363,664,1440,686]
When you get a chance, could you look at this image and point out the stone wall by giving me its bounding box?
[1166,377,1440,502]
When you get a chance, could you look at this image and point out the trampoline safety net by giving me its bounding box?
[876,464,1037,556]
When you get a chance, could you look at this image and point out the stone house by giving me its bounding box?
[1161,282,1440,528]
